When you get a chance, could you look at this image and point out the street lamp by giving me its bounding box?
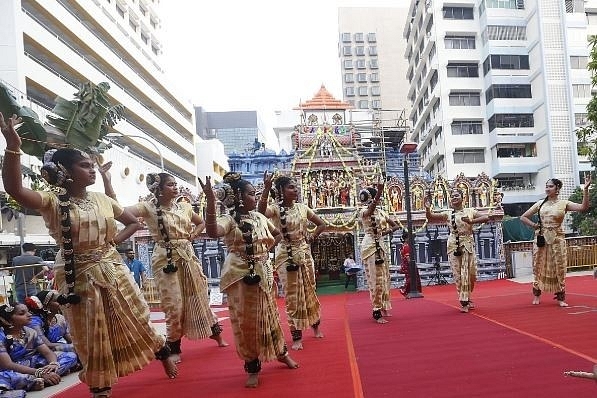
[400,141,423,298]
[106,133,165,171]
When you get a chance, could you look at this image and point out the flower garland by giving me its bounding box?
[239,219,261,285]
[451,210,463,257]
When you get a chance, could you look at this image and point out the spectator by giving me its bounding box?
[123,249,146,288]
[12,243,47,303]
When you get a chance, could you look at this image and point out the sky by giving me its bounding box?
[158,0,403,117]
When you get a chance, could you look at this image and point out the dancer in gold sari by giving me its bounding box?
[127,172,227,364]
[520,176,591,307]
[0,113,177,398]
[199,173,298,388]
[358,183,399,324]
[258,173,326,350]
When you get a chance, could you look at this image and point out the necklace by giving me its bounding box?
[6,328,26,345]
[70,194,94,211]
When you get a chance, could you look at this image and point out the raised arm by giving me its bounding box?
[363,182,384,217]
[0,113,43,209]
[97,159,117,201]
[198,176,226,238]
[257,170,274,217]
[567,173,592,212]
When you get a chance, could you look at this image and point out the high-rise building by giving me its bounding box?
[337,7,411,122]
[0,0,200,188]
[404,0,592,213]
[195,108,280,154]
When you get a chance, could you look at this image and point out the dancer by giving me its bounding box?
[426,189,489,313]
[0,303,78,393]
[258,172,326,350]
[126,172,227,364]
[0,113,177,398]
[358,183,399,323]
[520,176,592,307]
[199,173,298,388]
[399,231,422,297]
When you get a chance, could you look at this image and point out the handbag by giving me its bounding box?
[536,234,546,247]
[535,198,547,248]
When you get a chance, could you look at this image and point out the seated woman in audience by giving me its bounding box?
[0,303,78,393]
[25,291,75,353]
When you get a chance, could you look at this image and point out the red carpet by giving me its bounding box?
[53,276,597,397]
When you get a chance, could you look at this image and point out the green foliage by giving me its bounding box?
[568,187,597,235]
[0,81,124,159]
[0,83,47,157]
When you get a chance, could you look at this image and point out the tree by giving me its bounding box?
[573,36,597,234]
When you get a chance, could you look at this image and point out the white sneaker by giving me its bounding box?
[558,301,569,307]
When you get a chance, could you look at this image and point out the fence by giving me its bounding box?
[503,236,597,278]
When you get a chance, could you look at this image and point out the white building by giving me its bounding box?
[404,0,592,212]
[0,0,227,253]
[338,7,411,122]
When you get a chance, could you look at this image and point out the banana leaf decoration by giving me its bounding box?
[0,82,47,157]
[46,81,125,151]
[0,81,124,159]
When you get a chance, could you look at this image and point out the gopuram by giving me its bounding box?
[285,85,506,286]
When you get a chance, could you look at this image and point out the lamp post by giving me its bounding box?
[106,133,165,171]
[400,141,423,298]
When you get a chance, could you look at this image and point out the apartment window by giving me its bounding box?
[372,100,382,109]
[367,33,377,43]
[497,176,525,188]
[449,92,481,106]
[428,44,436,62]
[570,56,588,69]
[358,86,368,96]
[357,73,367,82]
[341,32,351,42]
[444,35,476,49]
[344,73,354,83]
[151,45,159,55]
[430,71,438,91]
[447,63,479,77]
[139,4,147,16]
[141,32,149,44]
[371,86,381,96]
[451,121,483,135]
[356,46,365,56]
[356,59,366,69]
[369,59,379,69]
[344,60,353,69]
[486,84,532,103]
[370,73,380,83]
[496,143,536,158]
[358,100,369,109]
[483,54,529,74]
[487,0,525,9]
[575,113,588,125]
[369,46,378,56]
[483,25,527,41]
[116,4,125,18]
[453,149,485,163]
[150,18,158,29]
[443,7,474,19]
[573,84,591,98]
[345,87,355,97]
[343,46,352,56]
[129,18,138,32]
[488,113,534,131]
[355,32,364,42]
[565,0,585,13]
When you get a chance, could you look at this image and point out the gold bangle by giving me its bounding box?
[4,149,21,155]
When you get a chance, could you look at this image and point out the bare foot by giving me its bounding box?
[169,353,181,364]
[291,340,303,350]
[210,334,229,347]
[278,354,299,369]
[161,357,178,379]
[376,318,388,324]
[245,373,259,388]
[313,326,324,339]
